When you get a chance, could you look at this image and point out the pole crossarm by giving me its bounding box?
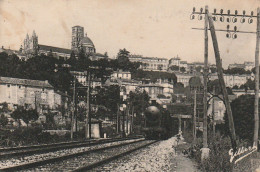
[192,27,256,34]
[193,12,257,18]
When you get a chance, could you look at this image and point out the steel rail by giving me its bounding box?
[72,140,158,172]
[0,138,145,172]
[0,137,142,159]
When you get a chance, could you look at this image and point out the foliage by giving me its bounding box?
[0,114,8,127]
[0,127,75,147]
[224,67,251,75]
[10,106,39,127]
[132,69,177,83]
[95,85,120,118]
[208,79,234,95]
[128,90,150,125]
[180,67,186,73]
[0,102,10,114]
[169,65,179,71]
[222,95,257,142]
[44,111,56,129]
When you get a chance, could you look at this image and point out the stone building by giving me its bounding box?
[128,55,169,71]
[21,26,105,60]
[0,77,56,113]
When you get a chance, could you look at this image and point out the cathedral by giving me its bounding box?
[21,26,106,60]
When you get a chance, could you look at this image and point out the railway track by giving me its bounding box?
[0,137,140,159]
[0,138,157,171]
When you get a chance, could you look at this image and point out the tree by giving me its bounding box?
[180,67,186,73]
[223,95,258,142]
[224,67,250,75]
[44,111,56,129]
[0,114,8,128]
[169,65,179,71]
[23,109,39,127]
[10,106,24,127]
[10,107,39,127]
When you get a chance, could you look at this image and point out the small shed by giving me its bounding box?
[86,118,102,138]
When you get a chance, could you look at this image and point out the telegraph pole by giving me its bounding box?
[71,76,76,140]
[208,13,237,151]
[85,72,91,139]
[193,89,197,142]
[201,5,210,160]
[253,7,260,147]
[212,86,216,137]
[191,6,260,152]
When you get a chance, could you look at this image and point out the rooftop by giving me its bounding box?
[0,77,53,88]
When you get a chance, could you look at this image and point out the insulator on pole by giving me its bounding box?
[240,18,245,23]
[220,16,224,22]
[232,33,237,39]
[234,26,237,32]
[232,17,237,23]
[248,18,253,24]
[227,9,231,15]
[226,32,231,38]
[227,24,230,30]
[190,14,195,20]
[227,17,231,23]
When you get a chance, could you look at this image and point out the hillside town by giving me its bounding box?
[1,1,260,171]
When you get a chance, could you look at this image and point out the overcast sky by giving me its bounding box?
[0,0,259,67]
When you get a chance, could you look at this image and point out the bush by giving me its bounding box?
[184,133,233,172]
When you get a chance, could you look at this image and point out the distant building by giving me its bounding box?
[0,77,56,113]
[175,72,203,87]
[209,73,252,88]
[169,56,181,67]
[207,95,236,123]
[128,55,169,71]
[111,70,131,80]
[228,61,254,71]
[21,26,106,60]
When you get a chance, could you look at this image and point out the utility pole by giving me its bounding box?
[208,13,237,151]
[193,89,197,142]
[191,6,260,153]
[253,7,260,147]
[212,86,216,137]
[85,72,91,139]
[201,5,210,160]
[71,76,76,140]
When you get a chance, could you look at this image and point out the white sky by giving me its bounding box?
[0,0,260,67]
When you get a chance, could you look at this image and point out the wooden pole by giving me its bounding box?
[71,76,76,140]
[212,86,216,137]
[193,89,197,142]
[208,13,237,151]
[85,72,91,139]
[253,7,260,147]
[203,5,209,149]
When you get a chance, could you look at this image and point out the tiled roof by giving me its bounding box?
[0,77,53,88]
[38,44,72,54]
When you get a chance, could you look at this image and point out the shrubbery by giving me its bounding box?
[0,127,74,147]
[183,132,232,171]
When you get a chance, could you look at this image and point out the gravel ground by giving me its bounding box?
[27,140,152,171]
[94,137,200,172]
[0,138,143,170]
